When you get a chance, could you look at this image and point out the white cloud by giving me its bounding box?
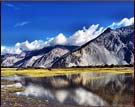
[109,17,134,29]
[1,46,22,55]
[51,33,68,45]
[68,24,105,46]
[14,21,31,28]
[15,40,44,51]
[1,41,45,55]
[2,17,134,55]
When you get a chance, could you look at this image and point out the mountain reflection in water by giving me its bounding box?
[3,72,134,106]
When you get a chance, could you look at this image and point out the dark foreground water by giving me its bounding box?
[1,72,134,106]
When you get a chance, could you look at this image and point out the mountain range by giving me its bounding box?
[1,25,134,68]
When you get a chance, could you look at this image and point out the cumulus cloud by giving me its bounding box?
[1,46,22,55]
[51,33,68,45]
[1,38,53,55]
[109,17,134,29]
[15,40,47,51]
[14,21,31,28]
[2,17,134,55]
[1,41,44,55]
[68,24,104,46]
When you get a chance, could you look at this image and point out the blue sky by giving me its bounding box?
[1,1,134,46]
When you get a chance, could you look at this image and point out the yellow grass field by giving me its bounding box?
[1,67,134,77]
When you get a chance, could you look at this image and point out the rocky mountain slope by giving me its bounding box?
[1,45,78,68]
[1,54,25,67]
[52,25,134,68]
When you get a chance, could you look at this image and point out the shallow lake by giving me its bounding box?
[1,72,134,106]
